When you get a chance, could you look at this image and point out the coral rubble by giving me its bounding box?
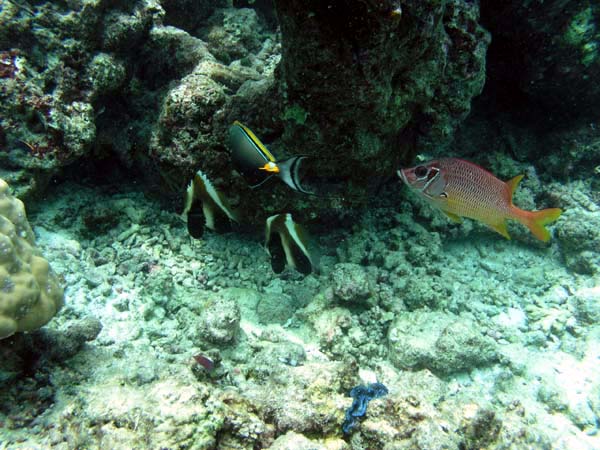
[1,1,600,449]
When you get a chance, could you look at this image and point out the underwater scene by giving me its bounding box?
[1,0,600,449]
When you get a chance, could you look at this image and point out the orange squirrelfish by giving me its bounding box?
[398,158,562,242]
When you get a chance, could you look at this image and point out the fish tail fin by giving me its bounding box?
[517,208,562,242]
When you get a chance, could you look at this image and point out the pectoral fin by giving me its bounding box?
[442,211,463,223]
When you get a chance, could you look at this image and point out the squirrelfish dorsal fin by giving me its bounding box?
[506,174,524,198]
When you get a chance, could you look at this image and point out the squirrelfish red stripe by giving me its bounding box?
[398,158,562,242]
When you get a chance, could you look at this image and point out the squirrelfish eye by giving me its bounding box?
[414,166,428,178]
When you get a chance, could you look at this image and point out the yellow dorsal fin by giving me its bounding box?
[233,121,276,162]
[506,174,524,198]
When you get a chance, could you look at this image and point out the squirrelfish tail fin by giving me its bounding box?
[519,208,562,242]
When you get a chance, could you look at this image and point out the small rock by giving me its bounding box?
[256,292,295,324]
[330,263,371,302]
[197,292,241,345]
[388,311,499,375]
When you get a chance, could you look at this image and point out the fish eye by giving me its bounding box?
[414,166,428,178]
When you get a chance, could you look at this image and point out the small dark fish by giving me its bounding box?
[193,353,215,371]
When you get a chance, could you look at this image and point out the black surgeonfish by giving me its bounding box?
[183,169,238,238]
[229,121,348,196]
[265,213,319,275]
[229,120,311,193]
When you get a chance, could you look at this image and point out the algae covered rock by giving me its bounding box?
[387,311,499,375]
[256,291,295,324]
[269,431,341,450]
[0,317,101,382]
[142,25,214,81]
[572,287,600,325]
[273,0,490,191]
[197,290,241,345]
[146,9,279,193]
[0,179,64,339]
[459,407,502,450]
[555,209,600,274]
[248,360,352,434]
[150,62,227,168]
[0,0,161,196]
[330,263,372,303]
[201,7,266,63]
[85,53,127,99]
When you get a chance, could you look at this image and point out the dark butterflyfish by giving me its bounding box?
[398,158,562,241]
[183,169,239,238]
[265,213,320,275]
[228,121,347,197]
